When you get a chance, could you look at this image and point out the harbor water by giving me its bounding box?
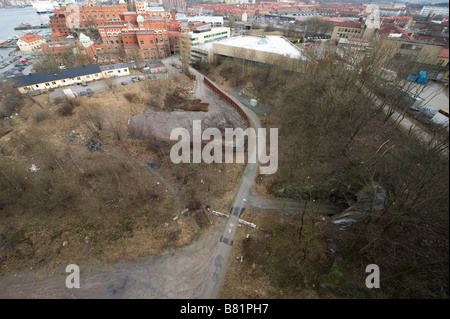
[0,6,51,61]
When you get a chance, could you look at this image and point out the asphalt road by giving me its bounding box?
[48,74,138,103]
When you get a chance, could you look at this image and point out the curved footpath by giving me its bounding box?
[189,68,263,298]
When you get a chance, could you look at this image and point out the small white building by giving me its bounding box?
[188,16,224,28]
[16,34,46,53]
[420,6,449,18]
[14,64,103,93]
[100,63,130,78]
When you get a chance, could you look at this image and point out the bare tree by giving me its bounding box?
[0,82,26,117]
[180,32,192,73]
[104,76,116,90]
[32,52,60,73]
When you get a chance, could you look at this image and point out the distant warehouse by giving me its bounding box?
[190,35,307,70]
[13,63,129,93]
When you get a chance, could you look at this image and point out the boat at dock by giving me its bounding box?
[31,0,60,14]
[0,38,18,48]
[14,23,50,30]
[0,31,41,48]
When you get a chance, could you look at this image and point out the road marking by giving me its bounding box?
[230,207,245,217]
[219,236,234,246]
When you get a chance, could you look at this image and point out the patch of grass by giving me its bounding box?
[123,92,140,103]
[9,229,28,246]
[30,109,48,123]
[108,215,134,241]
[57,101,76,116]
[243,212,329,293]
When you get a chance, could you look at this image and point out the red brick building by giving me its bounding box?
[163,0,186,11]
[75,0,128,28]
[97,11,182,61]
[56,1,184,61]
[42,41,72,62]
[49,9,71,42]
[97,19,125,53]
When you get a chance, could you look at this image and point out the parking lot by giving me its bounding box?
[48,73,169,102]
[2,52,179,102]
[47,56,180,102]
[1,51,35,77]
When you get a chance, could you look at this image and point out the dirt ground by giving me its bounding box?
[218,208,319,299]
[128,73,247,140]
[0,217,232,298]
[0,73,246,282]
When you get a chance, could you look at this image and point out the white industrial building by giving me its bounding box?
[420,6,449,18]
[175,14,224,28]
[190,35,306,69]
[213,36,305,60]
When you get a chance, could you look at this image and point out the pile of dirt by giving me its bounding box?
[179,99,209,112]
[165,89,209,112]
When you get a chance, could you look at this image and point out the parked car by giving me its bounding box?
[81,82,88,87]
[18,67,25,71]
[131,76,139,82]
[138,75,145,81]
[86,88,94,95]
[121,81,127,85]
[80,91,87,96]
[148,75,156,79]
[14,64,22,67]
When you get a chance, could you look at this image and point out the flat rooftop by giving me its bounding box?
[187,16,224,23]
[194,42,213,51]
[214,36,305,60]
[100,63,128,71]
[188,27,229,36]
